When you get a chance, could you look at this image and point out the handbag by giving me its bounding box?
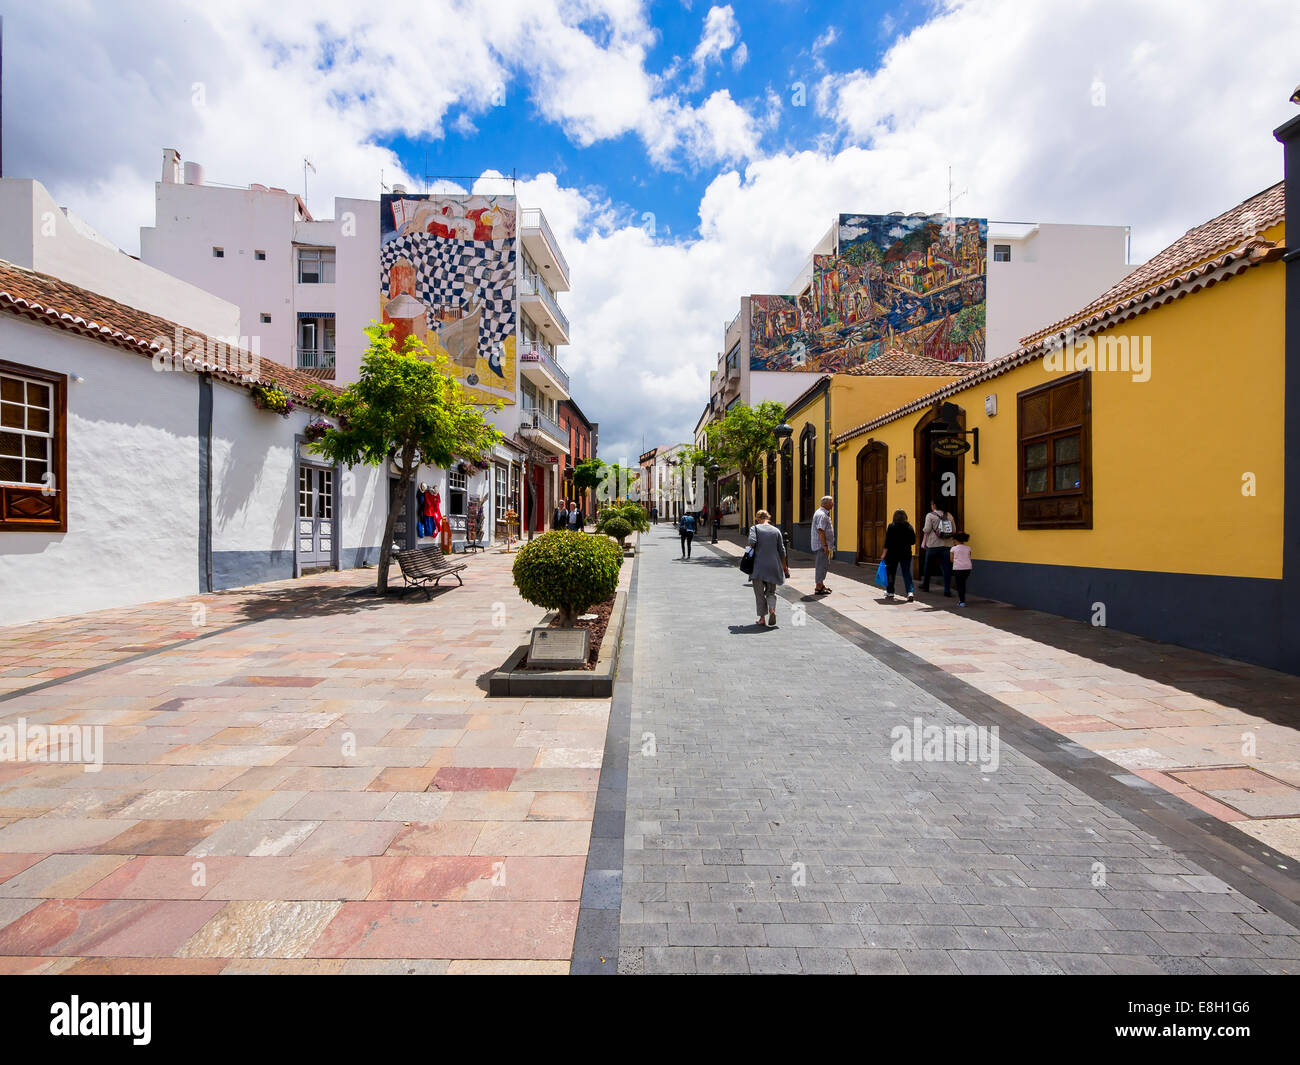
[874,559,889,588]
[740,547,756,575]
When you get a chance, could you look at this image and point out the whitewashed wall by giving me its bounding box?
[209,382,302,587]
[0,317,200,625]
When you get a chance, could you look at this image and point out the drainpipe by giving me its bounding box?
[198,375,213,593]
[1273,110,1300,664]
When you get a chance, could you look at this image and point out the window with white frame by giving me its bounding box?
[448,468,467,515]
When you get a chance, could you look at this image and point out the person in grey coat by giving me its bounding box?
[748,509,789,627]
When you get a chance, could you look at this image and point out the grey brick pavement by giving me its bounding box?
[616,526,1300,974]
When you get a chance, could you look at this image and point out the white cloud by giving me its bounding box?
[688,5,742,90]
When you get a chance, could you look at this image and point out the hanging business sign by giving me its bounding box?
[931,434,972,458]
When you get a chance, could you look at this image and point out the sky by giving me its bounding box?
[5,0,1300,464]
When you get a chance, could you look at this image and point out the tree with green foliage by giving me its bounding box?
[308,323,502,594]
[596,462,640,505]
[573,456,605,516]
[704,400,787,532]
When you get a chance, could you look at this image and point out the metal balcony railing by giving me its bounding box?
[521,405,567,446]
[519,208,570,281]
[297,347,336,369]
[522,273,570,337]
[520,345,570,393]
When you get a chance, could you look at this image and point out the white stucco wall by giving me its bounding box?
[986,223,1130,359]
[141,181,301,366]
[209,381,301,584]
[0,317,200,625]
[0,179,241,340]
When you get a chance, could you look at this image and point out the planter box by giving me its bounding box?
[489,589,627,698]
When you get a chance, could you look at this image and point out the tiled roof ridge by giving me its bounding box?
[1021,180,1286,346]
[0,259,338,405]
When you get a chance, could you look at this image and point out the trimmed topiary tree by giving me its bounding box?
[596,502,649,539]
[512,530,623,627]
[602,516,633,548]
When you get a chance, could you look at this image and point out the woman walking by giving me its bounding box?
[748,509,789,627]
[881,509,917,602]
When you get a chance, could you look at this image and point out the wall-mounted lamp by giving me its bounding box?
[71,374,85,384]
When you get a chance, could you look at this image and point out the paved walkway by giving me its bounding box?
[708,528,1300,861]
[615,525,1300,974]
[0,548,615,974]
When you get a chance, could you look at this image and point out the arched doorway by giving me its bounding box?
[856,441,888,564]
[914,403,966,576]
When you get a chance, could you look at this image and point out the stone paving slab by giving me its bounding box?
[0,547,620,972]
[615,527,1300,975]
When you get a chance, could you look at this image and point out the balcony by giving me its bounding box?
[519,208,570,291]
[296,347,336,379]
[521,273,570,344]
[520,406,569,453]
[520,345,570,399]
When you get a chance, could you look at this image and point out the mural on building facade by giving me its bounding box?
[751,212,988,371]
[379,193,517,405]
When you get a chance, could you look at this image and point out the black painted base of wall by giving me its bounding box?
[972,558,1297,675]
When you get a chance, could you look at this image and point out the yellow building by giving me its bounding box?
[752,350,981,555]
[822,174,1293,672]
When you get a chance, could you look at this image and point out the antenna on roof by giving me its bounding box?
[303,157,316,205]
[945,165,967,247]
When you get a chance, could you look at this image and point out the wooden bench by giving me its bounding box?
[394,545,467,599]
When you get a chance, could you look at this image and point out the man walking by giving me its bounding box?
[679,509,697,559]
[920,498,957,597]
[812,495,835,595]
[567,500,582,532]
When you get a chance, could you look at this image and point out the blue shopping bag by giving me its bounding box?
[874,559,889,589]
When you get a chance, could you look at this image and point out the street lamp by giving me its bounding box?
[708,460,720,544]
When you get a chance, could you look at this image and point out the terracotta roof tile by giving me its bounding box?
[844,349,985,377]
[1021,181,1286,346]
[0,259,336,404]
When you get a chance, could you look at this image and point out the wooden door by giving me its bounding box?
[856,443,887,563]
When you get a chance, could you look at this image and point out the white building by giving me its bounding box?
[0,180,391,626]
[706,216,1131,423]
[139,150,576,550]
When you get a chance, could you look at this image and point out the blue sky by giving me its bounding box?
[379,2,926,242]
[5,0,1300,462]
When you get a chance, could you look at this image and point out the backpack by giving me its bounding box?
[937,513,955,537]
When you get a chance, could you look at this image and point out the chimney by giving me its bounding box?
[183,161,205,186]
[162,148,181,184]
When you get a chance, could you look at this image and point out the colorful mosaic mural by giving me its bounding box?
[379,194,517,405]
[750,213,988,372]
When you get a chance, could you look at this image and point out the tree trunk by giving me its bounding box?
[376,442,416,594]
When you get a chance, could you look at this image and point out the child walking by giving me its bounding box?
[950,532,973,606]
